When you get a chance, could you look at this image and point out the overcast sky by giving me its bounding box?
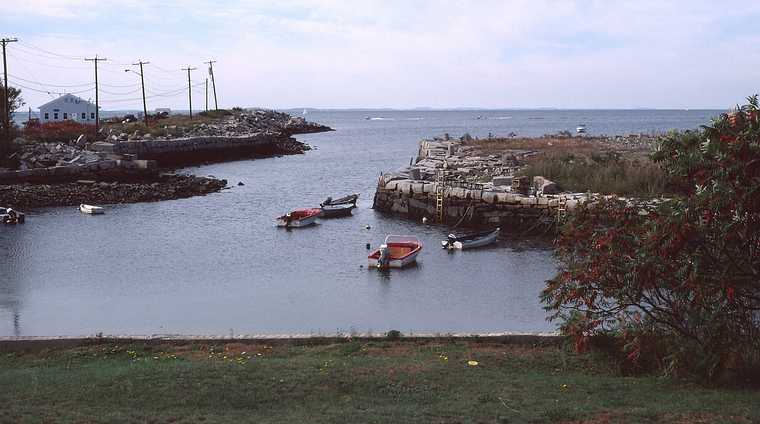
[3,1,759,110]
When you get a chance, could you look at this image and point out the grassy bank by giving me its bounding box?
[1,339,758,423]
[465,136,670,197]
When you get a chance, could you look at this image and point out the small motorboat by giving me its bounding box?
[368,235,423,269]
[1,207,25,224]
[576,125,587,134]
[442,227,500,250]
[79,204,105,215]
[321,193,359,207]
[276,208,321,228]
[320,203,354,218]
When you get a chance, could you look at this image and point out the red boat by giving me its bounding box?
[276,208,320,228]
[368,235,423,269]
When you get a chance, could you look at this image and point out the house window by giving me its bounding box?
[54,112,59,120]
[63,112,68,119]
[90,112,95,119]
[44,112,49,120]
[81,112,86,119]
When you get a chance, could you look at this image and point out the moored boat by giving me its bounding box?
[576,124,587,134]
[276,208,321,228]
[441,227,500,250]
[79,204,105,215]
[1,207,25,224]
[368,235,423,269]
[321,193,359,207]
[320,203,354,218]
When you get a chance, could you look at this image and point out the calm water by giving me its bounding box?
[0,109,719,337]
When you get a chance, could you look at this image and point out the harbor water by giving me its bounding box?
[0,109,719,336]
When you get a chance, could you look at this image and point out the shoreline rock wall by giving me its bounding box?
[373,137,589,229]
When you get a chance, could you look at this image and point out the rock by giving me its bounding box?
[237,181,245,186]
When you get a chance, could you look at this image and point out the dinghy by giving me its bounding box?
[368,235,423,269]
[320,203,354,218]
[79,204,105,215]
[441,228,500,250]
[321,193,359,207]
[1,207,25,224]
[276,208,321,228]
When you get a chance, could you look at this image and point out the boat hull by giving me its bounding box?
[368,250,420,268]
[442,228,500,250]
[320,204,354,218]
[276,214,318,227]
[80,204,104,215]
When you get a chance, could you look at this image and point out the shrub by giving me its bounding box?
[542,96,760,384]
[23,120,97,144]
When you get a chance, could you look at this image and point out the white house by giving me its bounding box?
[38,94,98,123]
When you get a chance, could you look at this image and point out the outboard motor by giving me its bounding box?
[443,234,457,249]
[284,213,293,227]
[377,244,390,269]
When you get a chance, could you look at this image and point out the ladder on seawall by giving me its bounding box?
[556,197,568,222]
[435,170,446,223]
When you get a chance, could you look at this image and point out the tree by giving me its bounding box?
[0,85,24,134]
[541,96,760,382]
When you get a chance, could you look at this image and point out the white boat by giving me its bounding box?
[1,207,25,224]
[442,228,500,250]
[576,125,587,134]
[79,204,104,215]
[276,208,320,228]
[368,235,423,269]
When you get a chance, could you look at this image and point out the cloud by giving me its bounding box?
[4,0,760,109]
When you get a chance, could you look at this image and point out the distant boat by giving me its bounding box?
[441,228,499,250]
[576,125,587,134]
[276,208,320,228]
[79,204,104,215]
[302,109,308,115]
[368,235,423,269]
[1,207,25,224]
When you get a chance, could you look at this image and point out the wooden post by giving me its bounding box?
[1,37,18,158]
[85,55,107,138]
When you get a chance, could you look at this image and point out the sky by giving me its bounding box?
[2,0,759,110]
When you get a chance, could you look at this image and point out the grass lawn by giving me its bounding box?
[1,338,758,423]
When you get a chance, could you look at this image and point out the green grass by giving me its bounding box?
[1,340,758,423]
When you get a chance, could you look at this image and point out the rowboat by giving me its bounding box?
[1,207,25,224]
[368,235,423,269]
[320,203,354,218]
[441,227,500,250]
[79,204,104,215]
[321,193,359,207]
[276,208,321,228]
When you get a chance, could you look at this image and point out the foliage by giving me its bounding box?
[23,120,97,144]
[0,85,24,132]
[542,96,760,383]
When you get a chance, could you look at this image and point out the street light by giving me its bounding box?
[124,66,148,126]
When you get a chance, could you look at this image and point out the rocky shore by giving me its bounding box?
[1,109,330,210]
[0,175,227,209]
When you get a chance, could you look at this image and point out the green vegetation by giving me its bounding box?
[1,339,758,423]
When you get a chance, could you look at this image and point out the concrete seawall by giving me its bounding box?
[373,137,590,229]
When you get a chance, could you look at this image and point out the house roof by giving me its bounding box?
[38,93,97,110]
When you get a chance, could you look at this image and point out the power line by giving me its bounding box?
[8,73,94,88]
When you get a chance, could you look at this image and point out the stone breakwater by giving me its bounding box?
[0,175,227,209]
[373,137,590,229]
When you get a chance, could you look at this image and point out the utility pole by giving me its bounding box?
[84,55,107,137]
[132,61,150,126]
[1,37,18,158]
[204,60,218,111]
[205,78,208,113]
[182,66,196,119]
